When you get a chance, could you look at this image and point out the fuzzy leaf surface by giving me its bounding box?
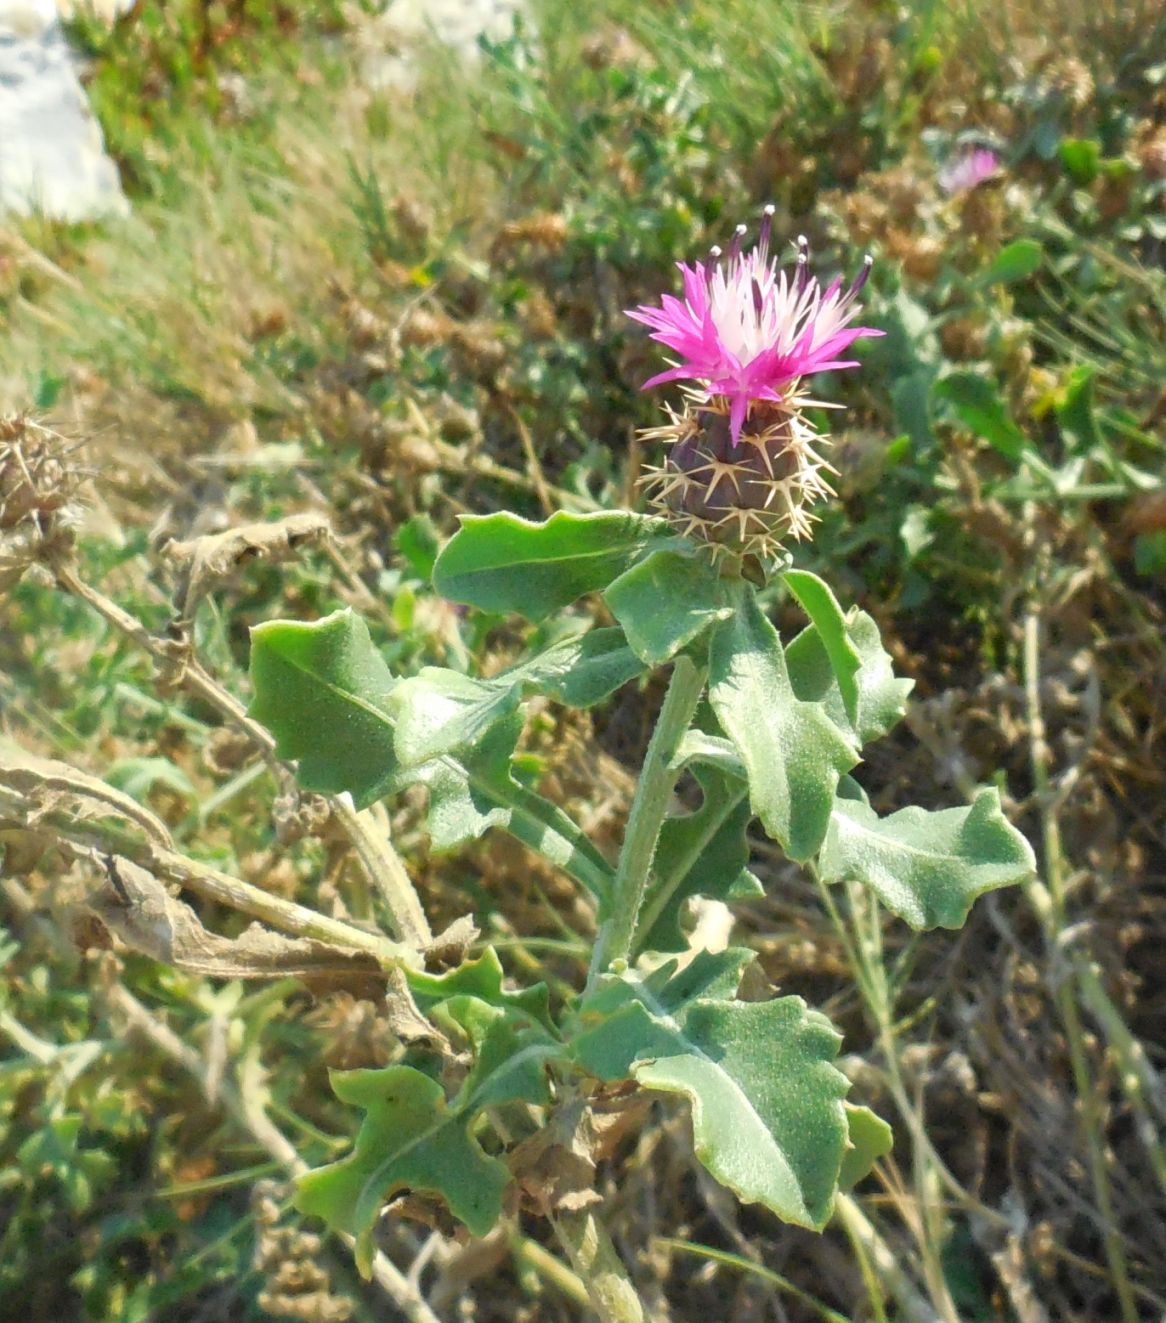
[605,549,733,666]
[708,585,858,861]
[433,510,670,621]
[250,613,612,896]
[782,570,862,728]
[636,762,760,954]
[250,609,399,806]
[390,628,642,766]
[571,951,850,1230]
[298,1002,557,1270]
[819,787,1035,928]
[839,1103,894,1191]
[785,607,913,747]
[403,714,613,898]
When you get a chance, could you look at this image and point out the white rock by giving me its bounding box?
[0,0,128,220]
[358,0,527,91]
[56,0,134,20]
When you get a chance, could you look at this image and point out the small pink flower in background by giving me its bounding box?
[627,206,882,441]
[938,147,1000,195]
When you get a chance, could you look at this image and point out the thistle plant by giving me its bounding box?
[630,208,878,561]
[247,212,1035,1322]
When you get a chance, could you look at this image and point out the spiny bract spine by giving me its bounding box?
[640,393,835,564]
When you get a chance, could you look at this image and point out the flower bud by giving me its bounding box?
[642,395,833,561]
[627,208,880,568]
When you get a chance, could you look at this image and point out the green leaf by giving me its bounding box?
[934,373,1027,464]
[785,608,913,746]
[296,1065,511,1263]
[978,239,1043,287]
[838,1104,893,1191]
[1055,365,1101,456]
[605,549,733,665]
[402,713,613,899]
[571,952,850,1230]
[708,585,858,861]
[406,946,552,1028]
[433,510,670,621]
[636,762,761,954]
[251,612,613,897]
[299,1004,557,1269]
[782,570,862,728]
[390,628,642,766]
[819,787,1035,929]
[249,610,399,806]
[1060,137,1101,185]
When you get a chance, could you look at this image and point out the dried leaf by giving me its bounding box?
[0,740,173,847]
[164,513,331,620]
[89,856,383,993]
[425,914,480,969]
[508,1090,650,1217]
[384,966,451,1052]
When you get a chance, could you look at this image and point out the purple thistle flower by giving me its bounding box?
[627,206,882,442]
[938,147,1000,195]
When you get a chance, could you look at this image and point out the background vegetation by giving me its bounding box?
[1,0,1165,1318]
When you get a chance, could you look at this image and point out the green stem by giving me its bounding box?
[1022,600,1140,1323]
[331,794,432,948]
[632,782,748,953]
[590,655,706,976]
[551,1210,645,1323]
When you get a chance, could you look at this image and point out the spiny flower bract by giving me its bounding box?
[627,209,881,564]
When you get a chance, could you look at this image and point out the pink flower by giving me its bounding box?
[627,206,882,441]
[938,147,1000,195]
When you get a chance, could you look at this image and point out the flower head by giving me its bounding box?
[938,147,1000,195]
[627,206,881,441]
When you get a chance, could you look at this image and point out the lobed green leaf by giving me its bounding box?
[571,951,850,1230]
[605,548,734,666]
[433,510,670,621]
[407,946,552,1028]
[708,585,858,861]
[297,1065,511,1267]
[819,787,1036,928]
[298,998,558,1269]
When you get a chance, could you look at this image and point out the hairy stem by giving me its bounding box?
[551,1210,645,1323]
[590,654,706,975]
[331,794,432,949]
